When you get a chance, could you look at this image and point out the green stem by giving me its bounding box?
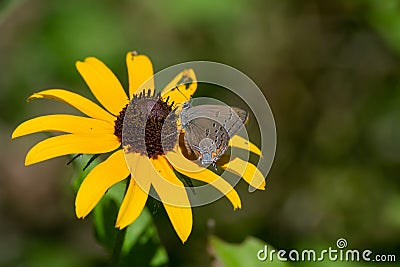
[111,179,130,266]
[111,227,127,267]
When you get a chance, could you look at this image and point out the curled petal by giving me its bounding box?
[28,89,116,122]
[161,69,197,105]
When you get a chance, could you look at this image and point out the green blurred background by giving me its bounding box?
[1,0,400,266]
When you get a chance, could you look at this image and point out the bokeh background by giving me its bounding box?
[1,0,400,266]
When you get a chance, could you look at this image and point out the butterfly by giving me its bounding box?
[179,101,248,166]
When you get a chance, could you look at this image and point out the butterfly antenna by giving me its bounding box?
[174,85,190,100]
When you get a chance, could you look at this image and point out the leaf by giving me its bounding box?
[209,235,291,267]
[70,154,102,193]
[71,154,168,266]
[92,181,168,267]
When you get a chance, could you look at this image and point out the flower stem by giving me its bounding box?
[111,179,130,266]
[111,227,127,267]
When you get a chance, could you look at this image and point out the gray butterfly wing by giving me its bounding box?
[182,104,248,138]
[184,117,229,162]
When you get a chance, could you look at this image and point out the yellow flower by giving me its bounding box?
[11,52,265,243]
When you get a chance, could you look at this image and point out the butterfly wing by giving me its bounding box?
[184,117,229,163]
[184,104,248,138]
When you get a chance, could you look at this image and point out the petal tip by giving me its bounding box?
[27,93,42,102]
[127,50,139,58]
[116,221,128,230]
[178,231,190,244]
[75,206,88,219]
[24,156,33,166]
[75,61,84,70]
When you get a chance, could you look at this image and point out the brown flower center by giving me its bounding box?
[114,89,178,158]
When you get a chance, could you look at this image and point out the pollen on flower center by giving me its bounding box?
[114,89,178,158]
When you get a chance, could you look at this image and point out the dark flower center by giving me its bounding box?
[114,89,178,158]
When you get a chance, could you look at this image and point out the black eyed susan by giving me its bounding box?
[12,51,265,243]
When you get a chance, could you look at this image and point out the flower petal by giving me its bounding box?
[150,156,192,243]
[12,114,114,139]
[75,149,129,218]
[163,202,192,243]
[76,57,129,115]
[166,150,241,210]
[25,133,120,165]
[221,158,266,190]
[161,69,197,105]
[116,153,151,229]
[229,135,262,157]
[178,169,241,210]
[126,52,155,98]
[150,156,191,207]
[164,145,205,173]
[28,89,115,122]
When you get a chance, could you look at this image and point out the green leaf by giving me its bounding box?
[71,155,168,266]
[209,235,291,267]
[70,154,102,193]
[92,181,168,267]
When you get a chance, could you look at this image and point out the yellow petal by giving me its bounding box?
[76,57,129,116]
[178,168,241,210]
[164,145,205,173]
[161,69,197,105]
[116,153,151,229]
[12,114,114,139]
[150,156,192,243]
[166,150,241,210]
[150,156,191,207]
[126,52,155,98]
[163,202,192,243]
[221,158,266,190]
[25,133,120,165]
[28,89,115,122]
[75,149,129,218]
[229,135,262,157]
